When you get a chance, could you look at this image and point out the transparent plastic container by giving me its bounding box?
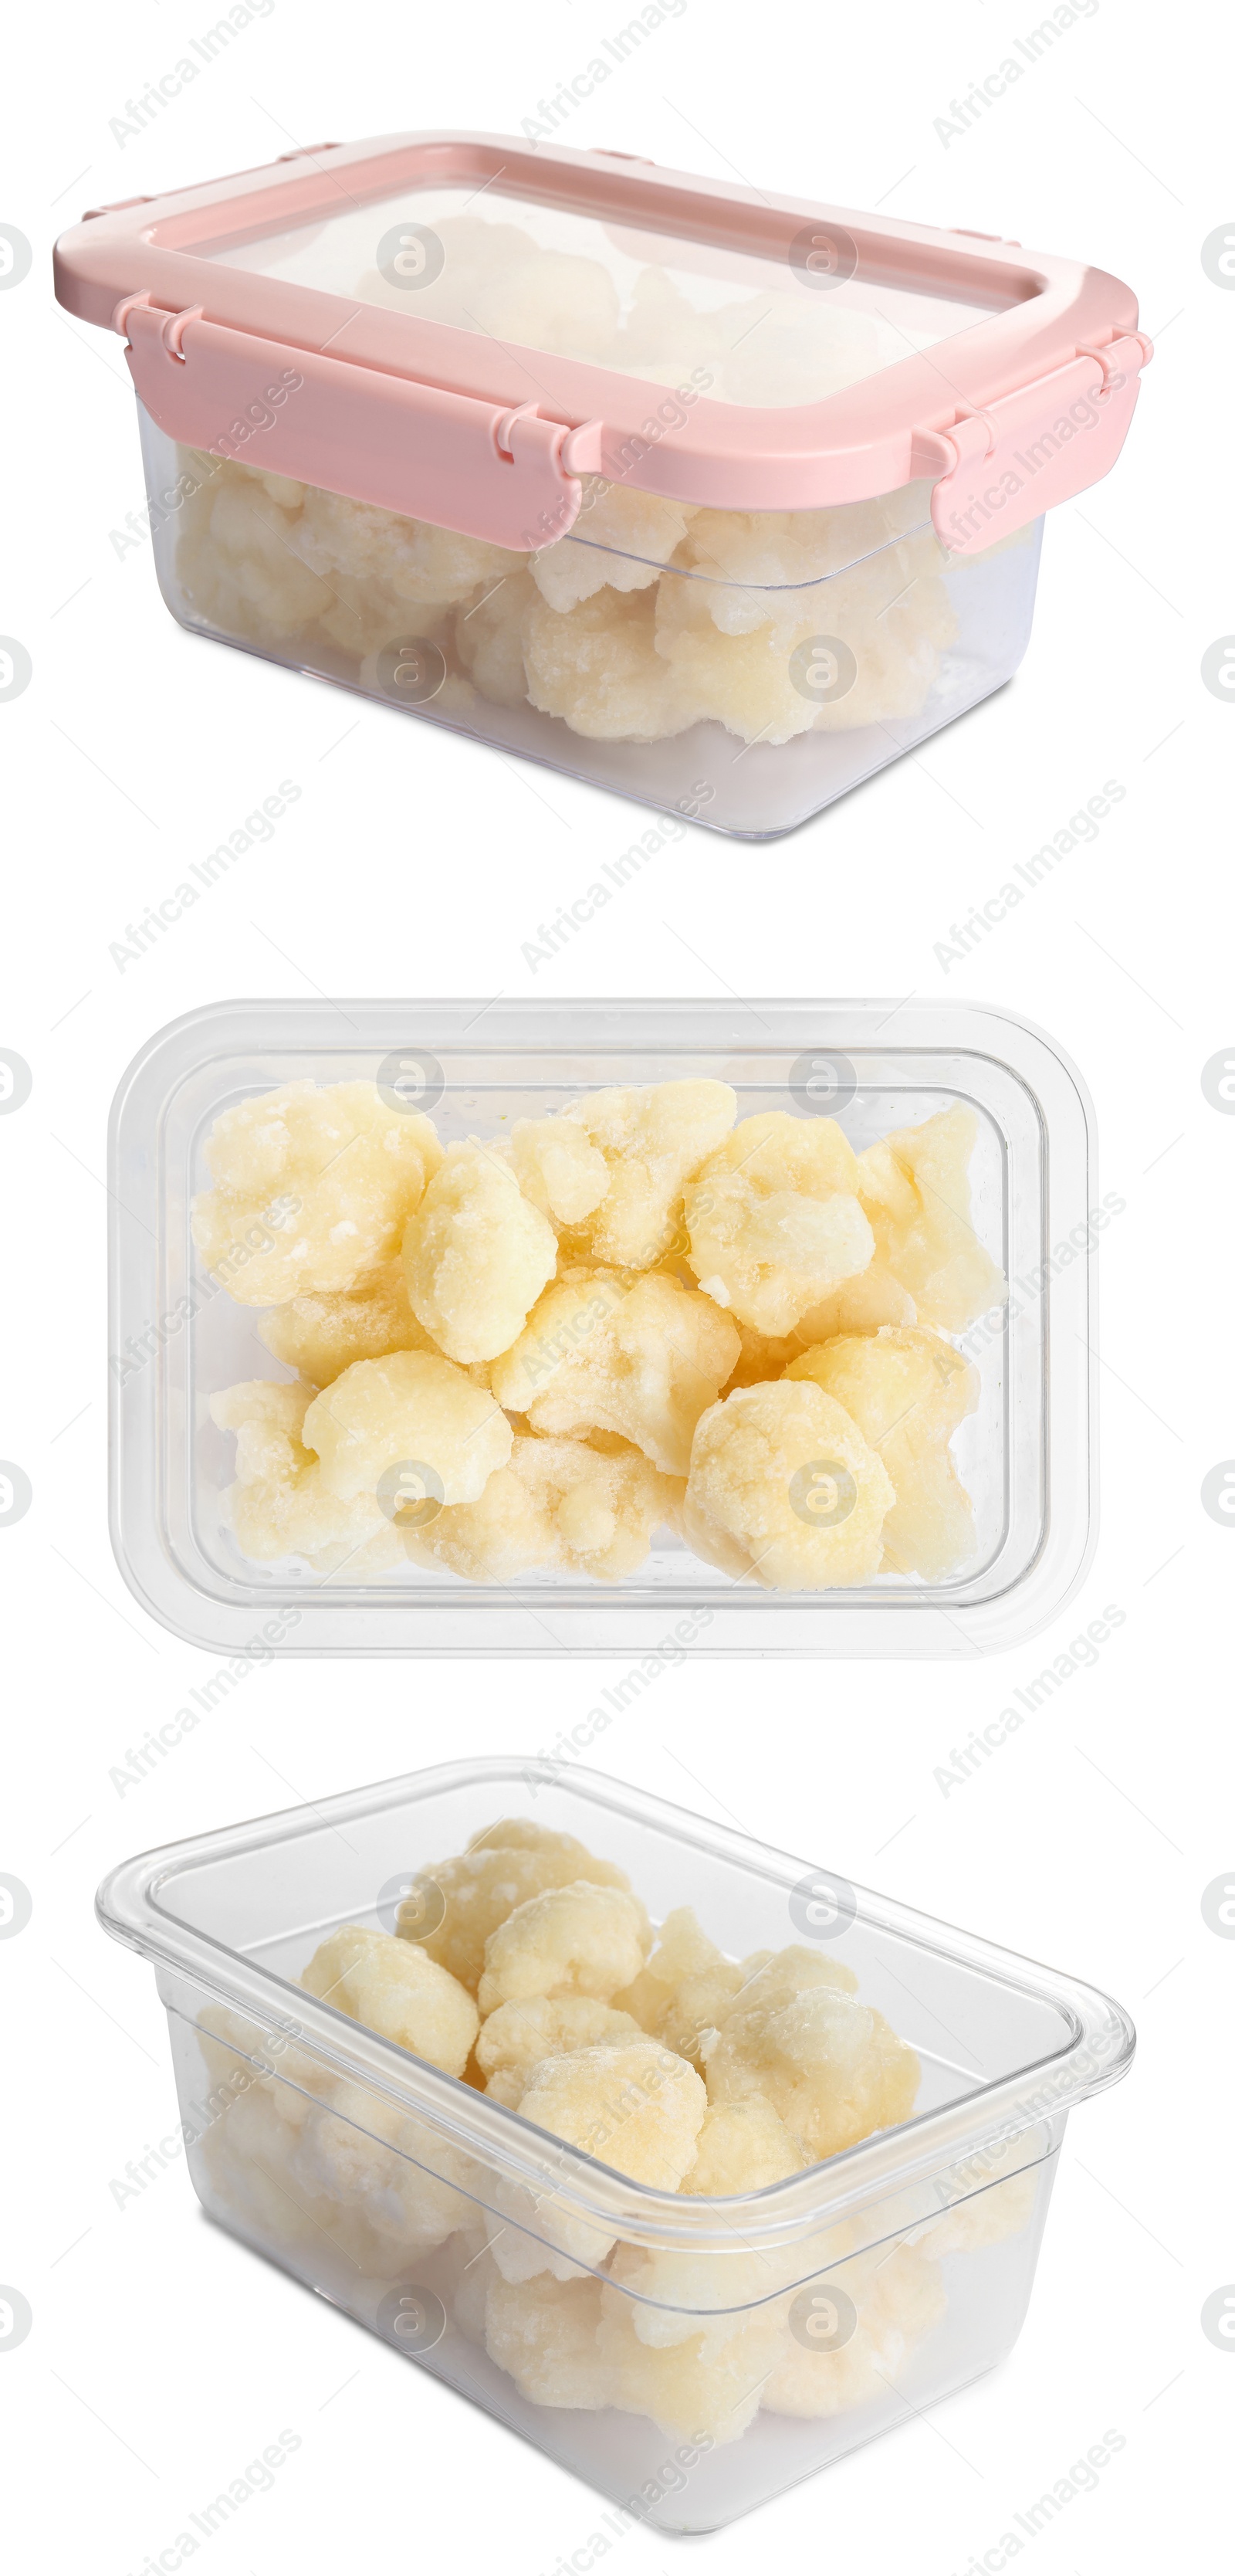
[96,1759,1135,2534]
[108,997,1098,1657]
[55,133,1150,839]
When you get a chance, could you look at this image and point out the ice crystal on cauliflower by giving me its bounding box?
[192,1079,442,1303]
[683,1379,896,1589]
[684,1112,874,1334]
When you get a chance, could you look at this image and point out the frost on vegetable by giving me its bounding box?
[491,1271,739,1474]
[684,1113,875,1334]
[683,1380,896,1589]
[191,1078,442,1303]
[402,1140,558,1363]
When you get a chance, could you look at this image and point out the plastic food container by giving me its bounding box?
[109,995,1098,1658]
[55,134,1150,839]
[97,1759,1135,2534]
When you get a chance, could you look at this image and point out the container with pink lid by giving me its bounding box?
[56,134,1151,836]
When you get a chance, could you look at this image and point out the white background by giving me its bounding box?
[2,0,1233,2567]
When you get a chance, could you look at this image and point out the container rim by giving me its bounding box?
[97,1756,1134,2252]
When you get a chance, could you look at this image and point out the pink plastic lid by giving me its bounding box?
[54,130,1151,555]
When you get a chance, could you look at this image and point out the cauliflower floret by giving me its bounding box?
[500,1117,609,1226]
[407,1822,635,1994]
[209,1379,404,1573]
[596,2289,774,2446]
[763,2240,946,2417]
[299,1924,478,2076]
[452,566,537,707]
[469,247,621,361]
[302,1349,511,1506]
[701,1947,919,2162]
[522,585,704,741]
[658,1956,773,2066]
[491,1271,739,1476]
[683,2097,808,2196]
[402,1141,557,1363]
[296,479,521,609]
[192,1079,442,1304]
[257,1258,434,1386]
[786,1327,979,1579]
[478,1882,651,2017]
[476,1995,644,2107]
[488,2038,705,2283]
[857,1104,1007,1333]
[604,2100,807,2373]
[290,2082,476,2255]
[560,1079,737,1269]
[684,1112,874,1334]
[682,1380,895,1590]
[505,1433,682,1580]
[404,1432,680,1584]
[484,2271,612,2409]
[655,515,956,745]
[178,466,327,645]
[613,1907,725,2033]
[532,481,697,611]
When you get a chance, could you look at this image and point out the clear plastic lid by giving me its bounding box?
[199,179,1015,408]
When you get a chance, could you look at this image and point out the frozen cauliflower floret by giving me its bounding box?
[471,247,621,360]
[209,1379,404,1573]
[291,2083,476,2255]
[492,1271,739,1476]
[296,479,522,611]
[560,1079,737,1269]
[763,2240,946,2418]
[682,1380,895,1590]
[532,481,698,611]
[193,1079,442,1304]
[452,566,537,708]
[513,2040,706,2186]
[658,1956,773,2066]
[476,1995,644,2108]
[177,465,327,645]
[402,1141,557,1363]
[199,2078,392,2276]
[684,1112,874,1334]
[401,1452,555,1584]
[302,1348,511,1506]
[257,1259,434,1387]
[489,2038,705,2283]
[858,1104,1007,1333]
[787,1327,979,1579]
[408,1822,635,1994]
[500,1117,609,1227]
[478,1882,652,2017]
[605,2101,807,2373]
[597,2289,773,2446]
[508,1434,682,1580]
[683,2097,808,2197]
[702,1947,920,2162]
[485,2272,612,2409]
[404,1432,680,1584]
[655,514,956,745]
[299,1924,479,2076]
[613,1907,725,2034]
[522,585,704,741]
